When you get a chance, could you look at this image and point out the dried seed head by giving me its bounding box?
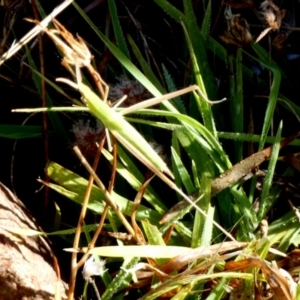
[220,7,252,47]
[256,1,286,43]
[82,255,107,281]
[272,33,289,51]
[109,75,152,106]
[52,19,93,67]
[72,119,103,155]
[260,1,286,30]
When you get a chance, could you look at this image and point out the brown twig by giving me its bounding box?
[73,146,135,236]
[78,135,117,270]
[161,132,300,225]
[131,171,155,245]
[68,145,136,300]
[68,132,106,299]
[68,148,98,300]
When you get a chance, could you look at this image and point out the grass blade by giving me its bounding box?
[108,0,130,59]
[257,121,282,221]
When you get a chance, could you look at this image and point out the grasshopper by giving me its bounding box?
[160,131,300,224]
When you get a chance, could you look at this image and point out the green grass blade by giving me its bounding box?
[46,161,163,223]
[127,34,164,93]
[248,43,282,150]
[162,64,187,114]
[201,0,211,36]
[142,220,169,266]
[159,194,202,237]
[72,2,165,99]
[175,128,215,179]
[107,0,130,59]
[217,132,300,146]
[191,160,200,190]
[203,277,228,300]
[278,93,300,121]
[229,48,244,162]
[268,211,298,247]
[0,125,43,139]
[153,0,185,23]
[191,175,213,248]
[277,223,300,253]
[263,167,296,217]
[230,188,257,239]
[124,117,183,131]
[257,121,282,221]
[172,131,183,195]
[101,257,140,300]
[132,108,231,171]
[181,3,216,135]
[102,147,167,213]
[171,146,195,194]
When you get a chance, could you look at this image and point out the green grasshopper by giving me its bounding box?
[58,80,205,180]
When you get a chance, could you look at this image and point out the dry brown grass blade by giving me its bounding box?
[211,131,300,195]
[159,194,203,224]
[225,257,295,300]
[131,171,155,245]
[34,17,107,100]
[162,224,175,244]
[255,26,273,43]
[160,241,248,274]
[281,153,300,172]
[0,0,73,65]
